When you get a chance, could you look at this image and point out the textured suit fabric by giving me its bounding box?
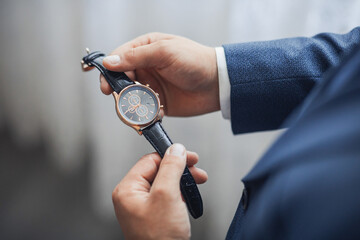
[224,27,360,134]
[224,28,360,239]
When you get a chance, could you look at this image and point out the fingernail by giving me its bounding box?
[168,143,185,157]
[104,55,120,65]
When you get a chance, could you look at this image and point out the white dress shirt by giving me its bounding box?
[215,47,231,119]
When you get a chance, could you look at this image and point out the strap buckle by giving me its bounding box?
[80,48,95,72]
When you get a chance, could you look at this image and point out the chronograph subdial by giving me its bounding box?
[128,94,140,106]
[136,105,149,117]
[117,85,160,126]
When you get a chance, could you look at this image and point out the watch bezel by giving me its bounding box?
[112,83,161,134]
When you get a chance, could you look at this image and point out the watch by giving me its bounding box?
[81,49,203,219]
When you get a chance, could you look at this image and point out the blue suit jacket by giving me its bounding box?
[223,27,360,239]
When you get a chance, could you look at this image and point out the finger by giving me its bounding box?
[186,151,199,167]
[159,108,165,119]
[121,152,162,192]
[151,144,187,196]
[102,40,171,72]
[100,75,113,95]
[121,150,197,183]
[103,32,174,72]
[104,33,168,73]
[124,71,136,81]
[188,166,208,184]
[111,32,175,55]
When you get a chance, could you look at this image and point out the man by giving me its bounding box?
[100,28,360,239]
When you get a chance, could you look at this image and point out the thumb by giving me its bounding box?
[103,41,168,72]
[151,144,187,197]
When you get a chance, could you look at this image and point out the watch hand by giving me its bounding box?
[124,106,135,114]
[124,103,141,115]
[133,103,141,110]
[138,94,141,104]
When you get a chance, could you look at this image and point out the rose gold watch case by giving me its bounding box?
[112,83,162,135]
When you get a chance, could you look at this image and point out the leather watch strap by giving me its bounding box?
[142,121,172,158]
[143,122,203,219]
[82,51,133,93]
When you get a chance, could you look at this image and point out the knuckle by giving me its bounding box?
[111,186,120,203]
[112,184,140,213]
[146,32,159,43]
[112,183,126,203]
[123,48,135,60]
[140,152,156,161]
[152,186,170,199]
[154,40,170,54]
[139,152,161,166]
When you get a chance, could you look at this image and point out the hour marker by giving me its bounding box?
[149,97,152,99]
[128,92,132,95]
[123,97,126,100]
[130,116,133,120]
[136,90,138,93]
[143,91,146,95]
[151,103,155,106]
[145,116,149,119]
[138,117,141,121]
[150,111,154,113]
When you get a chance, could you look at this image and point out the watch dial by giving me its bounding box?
[118,85,159,125]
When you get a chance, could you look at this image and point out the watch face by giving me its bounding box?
[118,85,159,125]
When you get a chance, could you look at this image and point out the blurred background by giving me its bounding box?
[0,0,359,239]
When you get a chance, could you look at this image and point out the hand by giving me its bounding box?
[112,144,208,240]
[100,32,219,117]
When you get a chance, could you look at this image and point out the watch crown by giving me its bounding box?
[160,105,164,108]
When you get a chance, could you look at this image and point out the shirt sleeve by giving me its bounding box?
[215,47,231,120]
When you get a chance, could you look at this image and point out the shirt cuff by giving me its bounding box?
[215,47,231,119]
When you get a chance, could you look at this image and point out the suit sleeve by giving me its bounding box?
[224,27,360,134]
